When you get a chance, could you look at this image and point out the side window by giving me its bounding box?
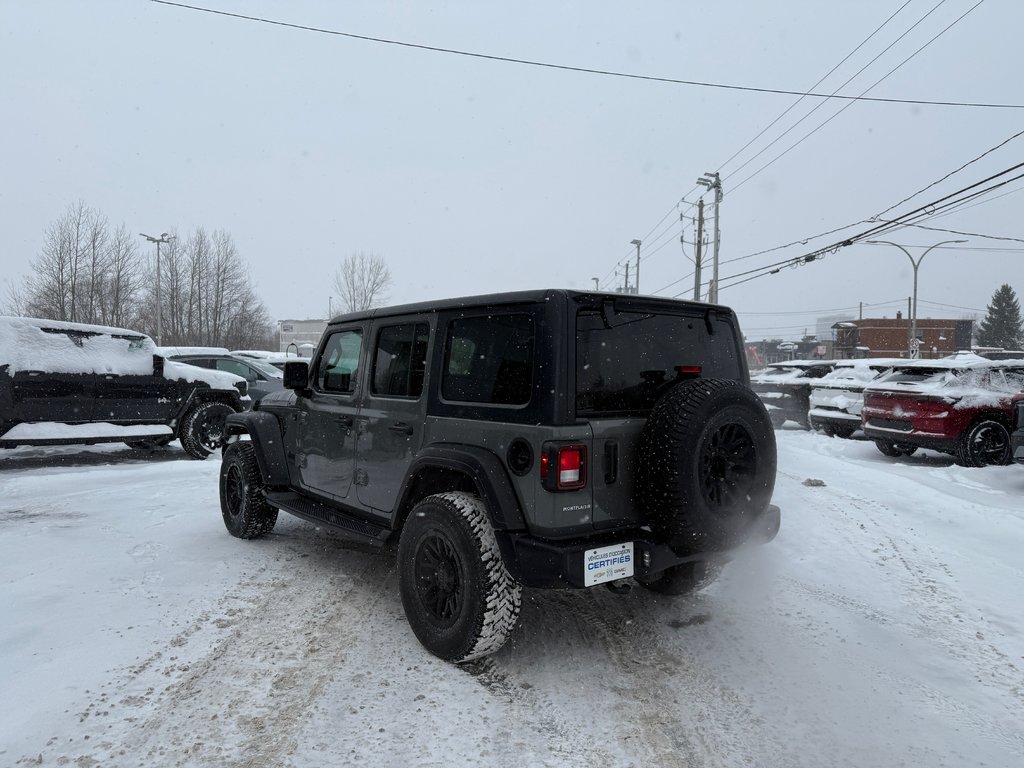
[318,329,362,394]
[216,359,256,381]
[371,323,430,398]
[442,314,534,405]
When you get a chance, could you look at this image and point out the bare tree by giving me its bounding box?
[333,252,392,314]
[16,204,274,347]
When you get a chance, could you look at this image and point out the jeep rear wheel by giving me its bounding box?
[954,419,1011,467]
[398,492,521,663]
[219,441,278,538]
[179,401,234,459]
[636,379,777,555]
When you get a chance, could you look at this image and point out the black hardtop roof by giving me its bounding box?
[325,289,730,327]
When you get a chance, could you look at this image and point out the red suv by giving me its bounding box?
[861,354,1024,466]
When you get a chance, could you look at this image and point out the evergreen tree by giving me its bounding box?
[976,284,1023,350]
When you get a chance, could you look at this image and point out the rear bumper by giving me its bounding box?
[498,504,781,589]
[862,423,957,453]
[808,408,860,428]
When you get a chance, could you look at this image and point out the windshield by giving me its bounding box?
[245,358,284,378]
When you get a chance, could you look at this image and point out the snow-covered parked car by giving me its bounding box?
[808,358,900,438]
[0,316,248,459]
[861,354,1024,466]
[229,349,305,371]
[750,359,835,428]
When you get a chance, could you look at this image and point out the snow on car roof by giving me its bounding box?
[155,345,230,357]
[0,315,155,375]
[0,317,248,392]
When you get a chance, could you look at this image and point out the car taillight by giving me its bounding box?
[541,443,587,491]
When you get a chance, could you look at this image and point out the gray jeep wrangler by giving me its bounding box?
[219,290,780,662]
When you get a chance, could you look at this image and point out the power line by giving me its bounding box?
[714,0,915,178]
[872,127,1024,220]
[722,0,945,184]
[728,0,987,195]
[704,161,1024,293]
[151,1,1024,110]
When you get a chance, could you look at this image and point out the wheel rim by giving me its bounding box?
[413,531,465,626]
[699,422,757,512]
[225,463,244,519]
[970,423,1009,464]
[195,408,228,452]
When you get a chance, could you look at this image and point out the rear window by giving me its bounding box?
[576,308,742,415]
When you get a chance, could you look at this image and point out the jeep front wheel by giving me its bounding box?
[398,492,521,663]
[179,401,234,459]
[219,441,278,538]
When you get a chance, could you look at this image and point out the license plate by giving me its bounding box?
[583,542,634,587]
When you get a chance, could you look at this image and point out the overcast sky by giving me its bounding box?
[3,0,1022,340]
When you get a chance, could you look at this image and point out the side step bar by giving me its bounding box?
[264,491,392,549]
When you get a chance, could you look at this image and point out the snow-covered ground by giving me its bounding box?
[2,432,1022,767]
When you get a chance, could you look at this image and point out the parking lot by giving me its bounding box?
[2,430,1022,767]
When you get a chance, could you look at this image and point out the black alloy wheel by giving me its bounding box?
[699,422,756,514]
[413,531,466,626]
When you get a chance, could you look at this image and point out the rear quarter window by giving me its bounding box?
[441,314,534,405]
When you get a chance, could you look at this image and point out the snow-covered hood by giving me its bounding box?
[162,359,247,392]
[865,362,1024,410]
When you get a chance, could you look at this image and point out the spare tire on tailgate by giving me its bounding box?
[635,378,776,554]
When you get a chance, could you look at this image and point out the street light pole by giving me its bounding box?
[139,232,174,345]
[630,239,641,294]
[866,239,967,357]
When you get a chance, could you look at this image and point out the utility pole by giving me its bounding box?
[697,172,722,303]
[623,261,630,294]
[139,232,174,346]
[693,199,705,302]
[630,239,641,294]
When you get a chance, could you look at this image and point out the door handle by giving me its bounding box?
[389,422,414,436]
[334,415,353,428]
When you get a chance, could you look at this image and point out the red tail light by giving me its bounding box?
[540,443,587,491]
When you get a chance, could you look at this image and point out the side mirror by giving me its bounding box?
[284,360,310,391]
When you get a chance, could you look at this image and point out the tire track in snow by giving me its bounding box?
[25,545,392,767]
[776,474,1024,755]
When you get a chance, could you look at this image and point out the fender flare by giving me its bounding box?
[397,443,527,532]
[223,410,291,487]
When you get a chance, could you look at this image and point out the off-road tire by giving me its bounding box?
[635,560,723,596]
[179,401,234,459]
[953,418,1012,467]
[398,492,521,663]
[636,379,777,555]
[874,440,917,458]
[219,441,278,538]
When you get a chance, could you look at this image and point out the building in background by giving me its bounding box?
[278,319,327,357]
[832,314,973,359]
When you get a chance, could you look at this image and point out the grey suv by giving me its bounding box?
[218,290,780,662]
